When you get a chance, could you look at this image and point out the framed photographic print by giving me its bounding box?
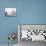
[5,8,16,16]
